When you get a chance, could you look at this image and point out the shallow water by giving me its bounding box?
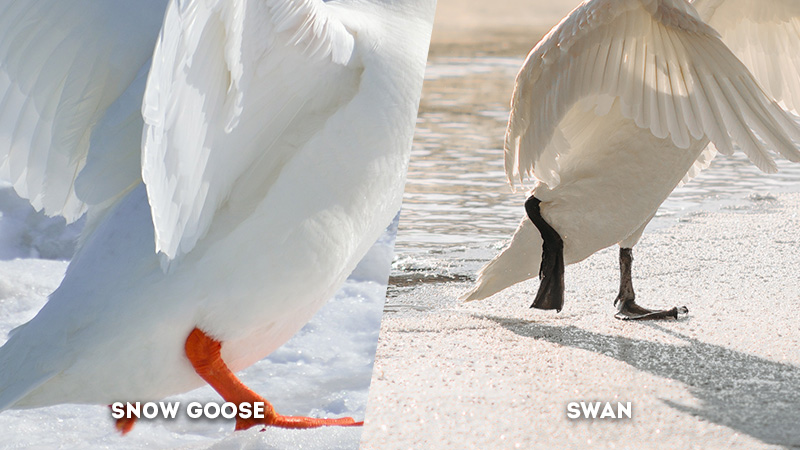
[396,56,800,275]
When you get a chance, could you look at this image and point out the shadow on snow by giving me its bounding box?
[478,315,800,448]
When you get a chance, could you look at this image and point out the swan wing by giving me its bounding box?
[693,0,800,112]
[0,0,168,221]
[142,0,359,265]
[505,0,800,189]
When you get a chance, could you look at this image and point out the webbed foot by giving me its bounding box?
[614,297,688,320]
[613,247,688,321]
[185,328,362,432]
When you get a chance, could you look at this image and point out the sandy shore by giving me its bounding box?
[362,192,800,449]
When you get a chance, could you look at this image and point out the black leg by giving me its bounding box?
[613,247,689,320]
[525,196,564,312]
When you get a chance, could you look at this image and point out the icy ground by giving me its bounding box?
[0,184,394,449]
[363,192,800,449]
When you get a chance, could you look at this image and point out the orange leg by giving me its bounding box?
[185,327,363,431]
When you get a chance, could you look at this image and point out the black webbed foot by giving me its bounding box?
[613,247,688,321]
[613,297,688,320]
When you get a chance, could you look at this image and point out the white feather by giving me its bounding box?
[505,0,800,191]
[693,0,800,113]
[0,0,169,221]
[141,0,360,267]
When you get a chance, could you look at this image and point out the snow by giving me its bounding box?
[0,185,395,449]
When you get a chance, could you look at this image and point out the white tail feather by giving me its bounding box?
[460,217,543,302]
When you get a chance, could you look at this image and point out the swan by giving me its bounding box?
[0,0,434,434]
[460,0,800,320]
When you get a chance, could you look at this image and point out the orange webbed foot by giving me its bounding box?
[112,409,137,435]
[185,327,363,432]
[235,404,362,431]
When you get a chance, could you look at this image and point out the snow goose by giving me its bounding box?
[0,0,434,433]
[461,0,800,320]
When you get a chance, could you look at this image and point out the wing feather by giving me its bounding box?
[693,0,800,112]
[142,0,360,265]
[505,0,800,189]
[0,0,168,220]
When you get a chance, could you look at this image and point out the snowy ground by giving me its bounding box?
[361,192,800,449]
[0,184,394,449]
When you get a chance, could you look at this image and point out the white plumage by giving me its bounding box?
[0,0,433,416]
[462,0,800,305]
[141,0,363,265]
[0,0,167,222]
[693,0,800,113]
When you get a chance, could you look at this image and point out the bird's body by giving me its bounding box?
[462,0,800,313]
[533,100,709,265]
[0,0,434,417]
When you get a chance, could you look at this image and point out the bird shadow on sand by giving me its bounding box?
[476,314,800,448]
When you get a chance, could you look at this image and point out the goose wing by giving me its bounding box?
[142,0,360,266]
[693,0,800,112]
[505,0,800,189]
[0,0,168,221]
